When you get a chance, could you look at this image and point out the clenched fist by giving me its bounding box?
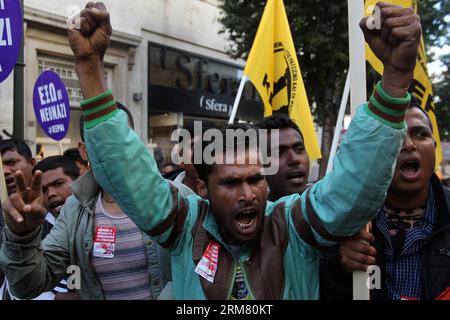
[67,2,112,62]
[360,2,421,97]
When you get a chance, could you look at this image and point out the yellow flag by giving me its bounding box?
[364,0,443,167]
[244,0,322,160]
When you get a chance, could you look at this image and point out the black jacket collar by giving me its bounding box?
[429,173,450,234]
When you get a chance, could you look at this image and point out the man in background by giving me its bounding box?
[64,148,89,176]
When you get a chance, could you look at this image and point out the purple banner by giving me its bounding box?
[0,0,23,83]
[33,70,71,141]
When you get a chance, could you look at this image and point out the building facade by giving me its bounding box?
[0,0,263,162]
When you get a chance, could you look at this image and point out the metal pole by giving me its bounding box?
[58,140,64,155]
[13,0,25,140]
[326,71,350,174]
[348,0,370,301]
[348,0,367,116]
[228,75,247,124]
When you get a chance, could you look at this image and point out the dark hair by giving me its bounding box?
[33,155,80,181]
[0,139,33,162]
[63,148,88,166]
[409,95,433,132]
[79,102,134,141]
[193,122,258,183]
[256,113,304,140]
[184,120,218,139]
[181,120,218,160]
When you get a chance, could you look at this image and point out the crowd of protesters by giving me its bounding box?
[0,1,448,300]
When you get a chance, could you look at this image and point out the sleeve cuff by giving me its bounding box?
[80,89,119,129]
[5,225,42,245]
[364,81,411,130]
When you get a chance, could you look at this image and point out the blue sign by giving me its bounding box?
[0,0,23,83]
[33,70,70,141]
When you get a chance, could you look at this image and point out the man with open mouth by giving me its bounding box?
[6,155,80,300]
[32,155,80,234]
[321,98,450,300]
[1,2,422,299]
[71,1,418,299]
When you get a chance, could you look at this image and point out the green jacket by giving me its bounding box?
[83,84,409,299]
[0,170,174,300]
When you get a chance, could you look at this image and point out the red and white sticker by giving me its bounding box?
[195,241,220,283]
[93,226,117,258]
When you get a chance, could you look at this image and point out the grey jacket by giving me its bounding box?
[0,171,185,299]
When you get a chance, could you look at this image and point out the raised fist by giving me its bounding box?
[67,2,112,62]
[360,2,421,74]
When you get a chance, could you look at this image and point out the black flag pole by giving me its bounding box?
[12,0,24,140]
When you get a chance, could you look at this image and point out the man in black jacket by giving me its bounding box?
[321,100,450,300]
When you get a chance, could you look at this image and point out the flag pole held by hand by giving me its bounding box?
[348,0,369,300]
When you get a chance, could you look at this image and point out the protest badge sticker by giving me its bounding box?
[195,241,220,283]
[93,226,117,258]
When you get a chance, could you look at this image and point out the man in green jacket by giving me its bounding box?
[2,1,421,299]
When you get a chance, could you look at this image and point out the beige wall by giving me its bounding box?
[0,74,13,140]
[24,0,228,53]
[0,0,242,156]
[23,25,130,155]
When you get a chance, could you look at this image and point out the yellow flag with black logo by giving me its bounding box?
[364,0,443,167]
[244,0,322,160]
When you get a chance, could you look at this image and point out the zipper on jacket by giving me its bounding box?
[226,253,256,300]
[226,260,237,299]
[437,248,450,257]
[239,258,256,300]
